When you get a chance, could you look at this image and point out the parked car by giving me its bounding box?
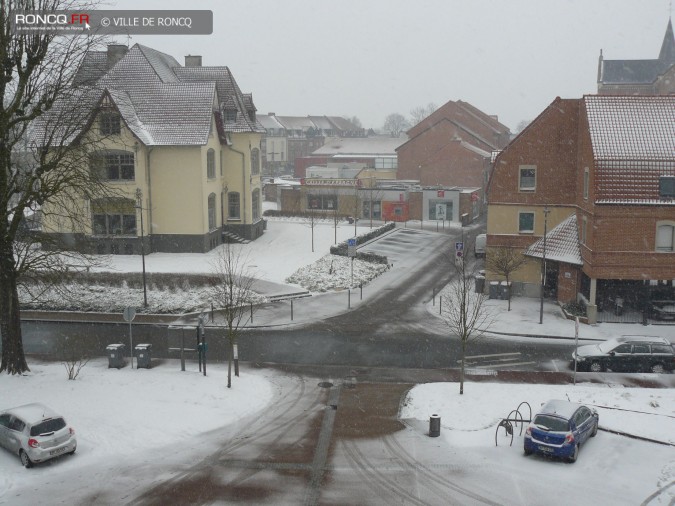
[651,300,675,321]
[474,233,486,258]
[0,403,76,468]
[572,336,675,374]
[524,400,598,463]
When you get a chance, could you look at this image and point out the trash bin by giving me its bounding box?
[475,275,485,294]
[429,414,441,437]
[135,344,152,369]
[489,281,500,299]
[106,344,126,369]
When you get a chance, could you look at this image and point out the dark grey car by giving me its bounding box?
[572,336,675,374]
[0,403,77,468]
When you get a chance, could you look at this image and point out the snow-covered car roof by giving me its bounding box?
[537,400,586,420]
[2,403,59,425]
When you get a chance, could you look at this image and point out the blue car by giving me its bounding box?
[524,400,598,463]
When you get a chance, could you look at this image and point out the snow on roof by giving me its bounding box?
[257,114,286,130]
[585,95,675,161]
[524,214,582,266]
[312,136,408,156]
[5,403,59,424]
[538,399,584,420]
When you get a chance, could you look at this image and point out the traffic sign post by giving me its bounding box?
[348,238,357,286]
[455,242,464,267]
[123,306,136,368]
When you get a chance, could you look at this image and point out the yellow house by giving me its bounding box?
[42,44,265,254]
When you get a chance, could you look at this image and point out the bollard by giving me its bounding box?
[429,414,441,437]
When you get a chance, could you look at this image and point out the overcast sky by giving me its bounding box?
[108,0,672,131]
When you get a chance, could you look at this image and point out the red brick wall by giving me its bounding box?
[489,98,580,207]
[398,138,488,188]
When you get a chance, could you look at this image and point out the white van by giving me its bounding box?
[474,234,486,258]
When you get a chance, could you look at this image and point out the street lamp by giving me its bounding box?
[135,188,148,308]
[539,206,550,324]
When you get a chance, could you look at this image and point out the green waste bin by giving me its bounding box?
[135,344,152,369]
[106,344,126,369]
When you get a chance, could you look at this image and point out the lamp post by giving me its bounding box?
[135,188,148,308]
[539,206,550,324]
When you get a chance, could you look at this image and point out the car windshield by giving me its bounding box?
[30,417,66,437]
[597,340,621,353]
[533,414,570,432]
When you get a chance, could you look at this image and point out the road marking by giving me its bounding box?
[463,352,521,359]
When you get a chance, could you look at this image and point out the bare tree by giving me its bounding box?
[485,246,527,311]
[1,1,110,375]
[409,103,437,126]
[383,113,409,137]
[438,256,492,395]
[210,243,259,388]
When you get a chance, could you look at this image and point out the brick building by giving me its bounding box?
[396,99,511,199]
[487,95,675,323]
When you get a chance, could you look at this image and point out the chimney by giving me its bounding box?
[185,55,202,67]
[268,112,276,116]
[107,44,128,69]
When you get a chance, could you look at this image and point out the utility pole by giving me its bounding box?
[539,206,550,324]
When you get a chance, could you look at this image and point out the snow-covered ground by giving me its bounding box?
[18,218,388,313]
[4,215,674,503]
[0,361,673,505]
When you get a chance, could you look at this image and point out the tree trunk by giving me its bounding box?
[0,246,29,374]
[459,339,465,395]
[227,335,232,388]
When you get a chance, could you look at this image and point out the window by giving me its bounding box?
[99,112,121,135]
[656,223,674,252]
[251,148,260,175]
[428,200,452,220]
[581,215,587,244]
[92,152,135,181]
[208,193,216,229]
[632,344,649,354]
[307,194,337,210]
[659,176,675,198]
[363,201,381,219]
[252,189,260,221]
[583,168,589,199]
[228,192,240,219]
[518,211,534,233]
[224,109,237,122]
[207,149,215,179]
[519,165,536,191]
[92,198,137,236]
[219,150,223,176]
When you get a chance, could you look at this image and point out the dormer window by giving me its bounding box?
[248,110,256,122]
[224,109,237,122]
[100,112,121,135]
[659,176,675,199]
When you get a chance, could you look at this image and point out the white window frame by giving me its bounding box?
[518,165,536,192]
[655,221,675,252]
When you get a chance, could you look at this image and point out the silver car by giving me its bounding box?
[0,403,77,468]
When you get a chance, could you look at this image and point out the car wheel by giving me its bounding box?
[589,361,603,373]
[591,422,598,437]
[650,363,665,374]
[20,450,33,469]
[524,447,533,456]
[568,445,579,463]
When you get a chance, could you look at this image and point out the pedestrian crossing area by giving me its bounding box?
[458,352,536,371]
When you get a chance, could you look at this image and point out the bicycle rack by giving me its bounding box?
[495,401,532,447]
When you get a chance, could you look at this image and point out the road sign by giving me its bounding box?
[347,238,357,258]
[455,242,464,251]
[123,306,136,322]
